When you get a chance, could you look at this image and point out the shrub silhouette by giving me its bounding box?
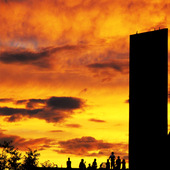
[0,141,22,169]
[41,160,58,168]
[22,148,40,169]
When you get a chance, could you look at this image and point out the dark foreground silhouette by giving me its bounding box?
[0,142,127,170]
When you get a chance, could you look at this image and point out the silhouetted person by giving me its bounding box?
[122,159,126,170]
[87,164,92,170]
[67,157,71,169]
[109,152,115,169]
[115,157,121,170]
[79,159,86,170]
[92,159,97,169]
[106,159,110,170]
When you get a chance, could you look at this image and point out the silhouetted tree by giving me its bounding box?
[7,148,22,169]
[22,148,40,169]
[0,141,22,170]
[0,148,7,169]
[41,160,58,168]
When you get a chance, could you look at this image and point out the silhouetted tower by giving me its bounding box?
[129,29,168,170]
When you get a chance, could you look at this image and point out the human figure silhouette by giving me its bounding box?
[79,159,86,170]
[122,159,126,170]
[92,159,97,169]
[106,159,110,170]
[67,157,71,169]
[115,156,121,170]
[87,163,92,170]
[109,152,115,169]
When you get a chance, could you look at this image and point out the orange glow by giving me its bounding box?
[0,0,170,168]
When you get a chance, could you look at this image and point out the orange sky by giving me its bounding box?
[0,0,170,168]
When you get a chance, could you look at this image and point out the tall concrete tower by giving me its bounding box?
[129,29,168,170]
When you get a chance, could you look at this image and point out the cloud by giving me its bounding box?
[15,99,28,105]
[65,124,82,128]
[56,136,128,158]
[49,130,64,133]
[47,97,84,110]
[16,99,46,109]
[0,98,14,103]
[0,107,41,116]
[87,60,129,73]
[88,118,106,123]
[56,136,113,156]
[0,96,85,123]
[0,130,55,151]
[0,47,53,68]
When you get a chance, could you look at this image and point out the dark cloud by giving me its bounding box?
[4,114,23,122]
[18,96,84,111]
[0,96,85,123]
[15,99,46,109]
[25,99,46,109]
[88,63,121,71]
[0,130,55,151]
[0,45,85,68]
[0,98,14,103]
[47,97,84,110]
[88,118,106,123]
[15,99,27,105]
[0,107,29,116]
[0,48,52,68]
[65,124,82,128]
[56,136,128,158]
[56,136,114,156]
[0,107,41,116]
[49,130,64,133]
[87,60,128,73]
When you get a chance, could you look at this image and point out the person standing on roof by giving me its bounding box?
[109,152,115,169]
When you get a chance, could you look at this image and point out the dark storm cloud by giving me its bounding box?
[88,118,106,123]
[0,96,85,123]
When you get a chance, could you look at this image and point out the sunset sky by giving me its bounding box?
[0,0,170,168]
